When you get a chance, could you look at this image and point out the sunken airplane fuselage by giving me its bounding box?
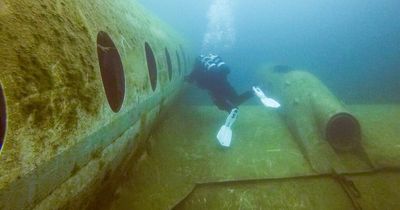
[1,1,400,210]
[0,0,191,209]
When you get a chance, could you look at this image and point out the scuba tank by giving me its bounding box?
[199,54,229,74]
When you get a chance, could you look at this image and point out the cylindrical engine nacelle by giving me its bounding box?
[262,67,361,152]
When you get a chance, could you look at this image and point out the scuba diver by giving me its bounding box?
[185,54,254,113]
[185,54,280,147]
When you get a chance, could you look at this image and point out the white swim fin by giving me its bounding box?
[252,86,281,108]
[217,108,238,147]
[217,125,232,147]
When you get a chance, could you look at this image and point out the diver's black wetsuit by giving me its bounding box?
[185,55,253,112]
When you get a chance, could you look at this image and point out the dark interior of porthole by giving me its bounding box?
[326,113,361,151]
[165,48,172,81]
[145,42,158,91]
[0,85,6,151]
[97,31,125,113]
[176,51,181,75]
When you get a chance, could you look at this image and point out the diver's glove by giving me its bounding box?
[252,86,281,108]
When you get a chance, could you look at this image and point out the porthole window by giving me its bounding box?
[97,31,125,113]
[176,51,181,75]
[145,42,158,91]
[0,85,6,151]
[165,48,172,81]
[182,52,186,71]
[186,55,191,73]
[180,46,187,71]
